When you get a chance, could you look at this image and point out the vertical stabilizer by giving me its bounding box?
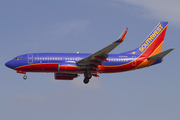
[136,21,168,57]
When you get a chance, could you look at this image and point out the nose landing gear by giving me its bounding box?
[23,75,27,80]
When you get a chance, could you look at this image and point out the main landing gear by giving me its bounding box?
[83,71,92,84]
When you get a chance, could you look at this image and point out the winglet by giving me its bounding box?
[115,28,128,43]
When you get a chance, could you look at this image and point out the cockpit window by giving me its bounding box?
[14,57,21,60]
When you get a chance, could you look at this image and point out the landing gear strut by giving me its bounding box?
[23,75,27,80]
[83,71,92,84]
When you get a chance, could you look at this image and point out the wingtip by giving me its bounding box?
[115,28,128,43]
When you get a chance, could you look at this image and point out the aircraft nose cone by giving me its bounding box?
[5,61,13,68]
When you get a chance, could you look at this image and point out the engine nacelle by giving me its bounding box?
[54,73,78,80]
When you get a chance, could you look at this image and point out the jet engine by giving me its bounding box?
[54,73,78,80]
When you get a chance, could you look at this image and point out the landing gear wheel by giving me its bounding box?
[84,78,89,84]
[83,70,92,84]
[23,75,27,80]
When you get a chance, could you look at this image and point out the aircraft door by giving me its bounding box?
[132,56,136,66]
[28,54,33,64]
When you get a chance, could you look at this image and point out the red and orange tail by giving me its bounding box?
[135,21,168,57]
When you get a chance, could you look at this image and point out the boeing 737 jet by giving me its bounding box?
[5,21,174,84]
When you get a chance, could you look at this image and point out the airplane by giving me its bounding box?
[5,21,174,84]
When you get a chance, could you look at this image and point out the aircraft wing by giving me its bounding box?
[77,28,128,67]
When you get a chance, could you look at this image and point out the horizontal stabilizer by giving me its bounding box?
[147,48,174,60]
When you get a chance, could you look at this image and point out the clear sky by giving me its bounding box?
[1,0,180,120]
